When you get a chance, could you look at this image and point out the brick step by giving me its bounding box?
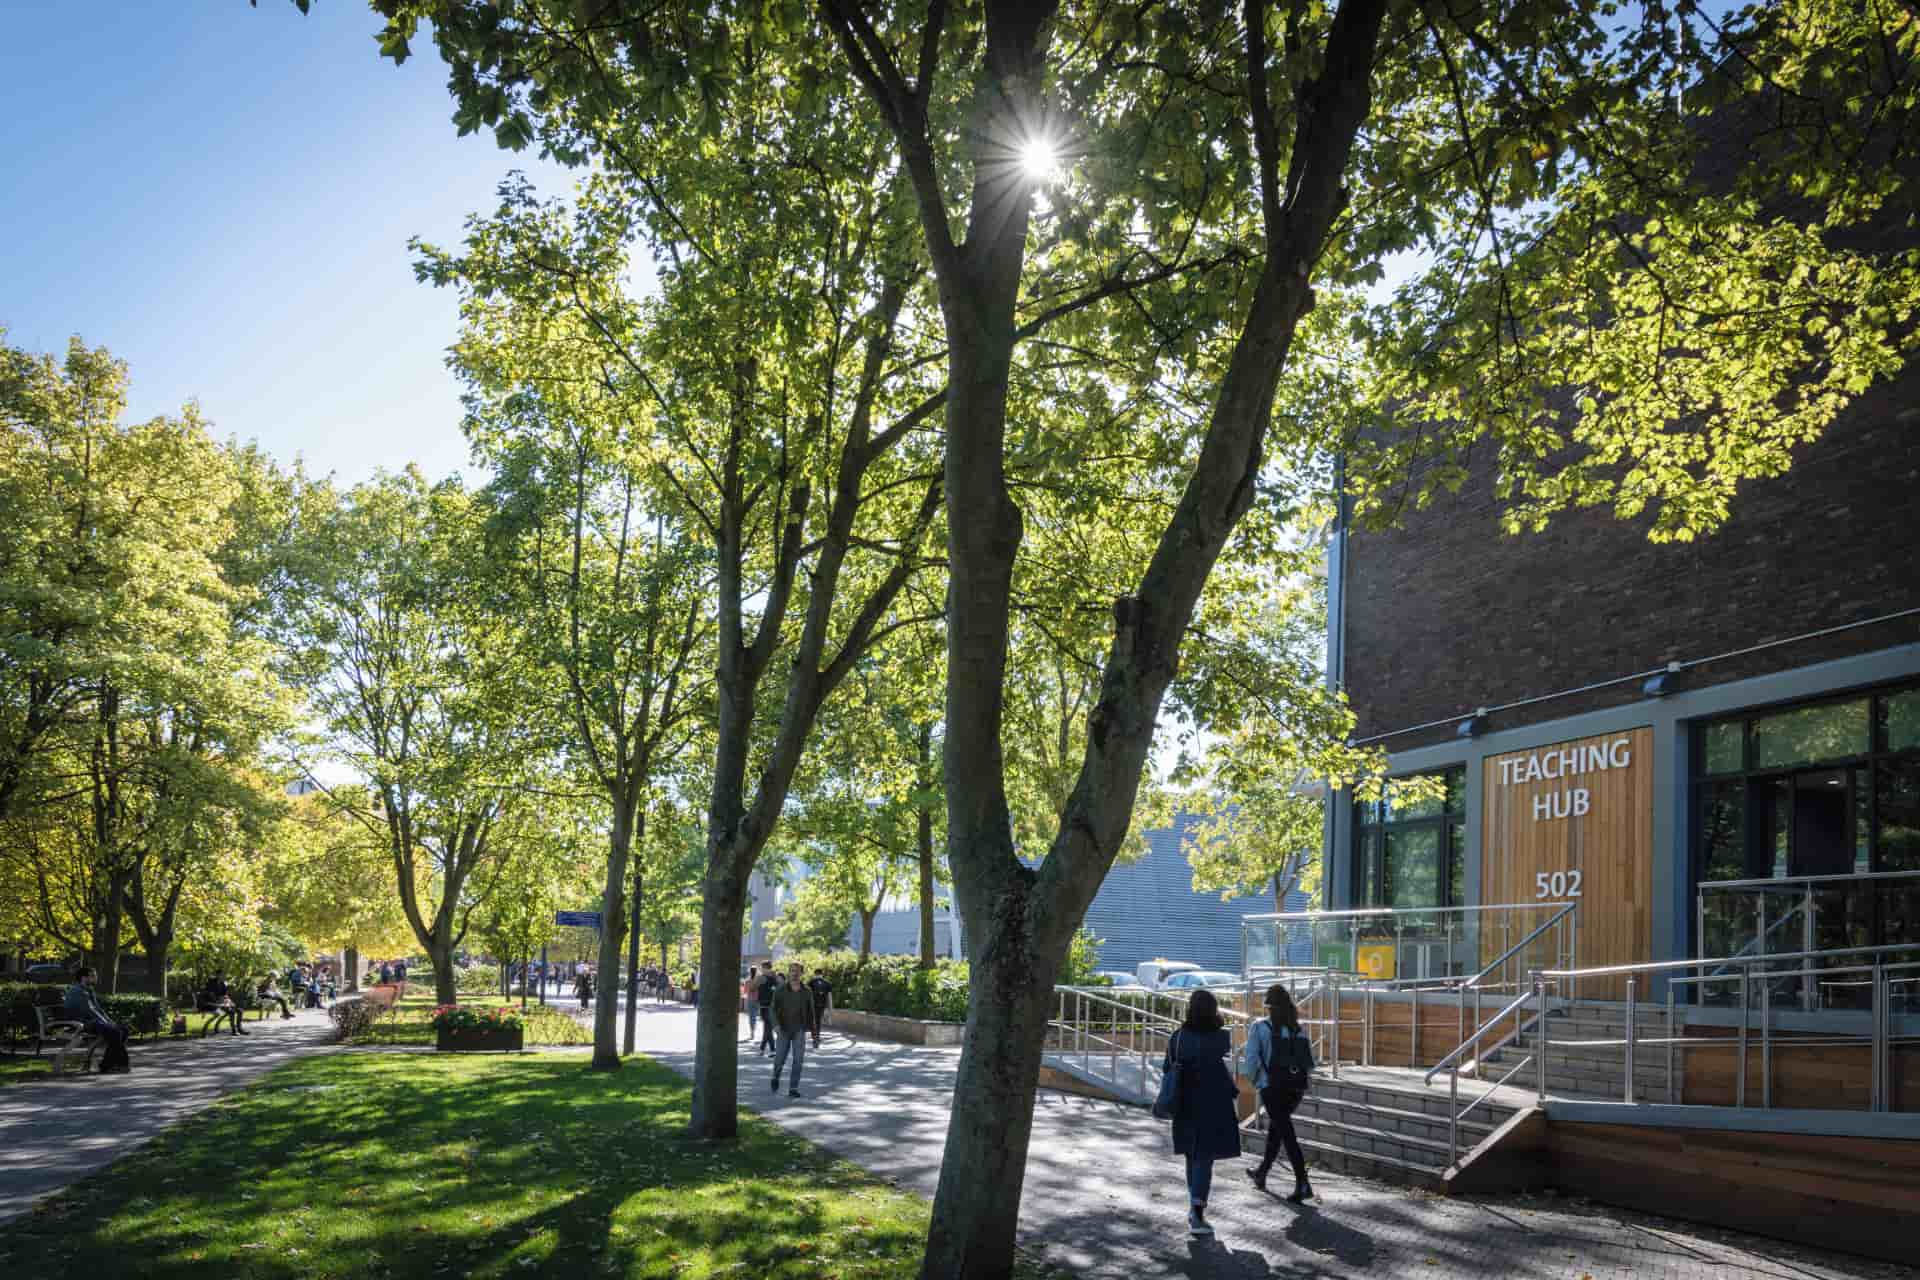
[1290,1094,1498,1148]
[1306,1075,1524,1126]
[1250,1131,1448,1192]
[1287,1111,1468,1169]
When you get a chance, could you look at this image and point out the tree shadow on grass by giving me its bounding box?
[0,1054,929,1279]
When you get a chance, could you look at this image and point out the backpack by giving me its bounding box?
[1261,1019,1314,1093]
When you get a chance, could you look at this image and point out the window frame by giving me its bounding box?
[1353,765,1468,910]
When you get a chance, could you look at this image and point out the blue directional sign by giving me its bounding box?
[554,910,603,928]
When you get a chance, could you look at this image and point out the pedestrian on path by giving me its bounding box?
[807,970,832,1049]
[755,966,778,1054]
[1163,988,1241,1238]
[770,963,813,1098]
[742,967,761,1041]
[1242,983,1314,1204]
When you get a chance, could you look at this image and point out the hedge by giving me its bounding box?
[765,952,971,1024]
[0,982,166,1035]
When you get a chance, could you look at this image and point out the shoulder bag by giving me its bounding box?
[1152,1030,1184,1121]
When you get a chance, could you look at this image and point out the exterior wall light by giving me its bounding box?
[1457,708,1488,738]
[1643,661,1684,697]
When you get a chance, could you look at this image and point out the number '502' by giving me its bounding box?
[1535,870,1583,899]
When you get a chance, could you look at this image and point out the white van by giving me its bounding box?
[1135,959,1201,990]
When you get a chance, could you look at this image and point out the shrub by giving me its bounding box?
[771,951,971,1023]
[429,1004,525,1032]
[454,966,502,996]
[97,993,164,1033]
[328,996,387,1042]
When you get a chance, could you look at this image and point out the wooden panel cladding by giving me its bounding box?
[1680,1027,1920,1110]
[1482,727,1654,999]
[1333,993,1511,1069]
[1546,1120,1920,1264]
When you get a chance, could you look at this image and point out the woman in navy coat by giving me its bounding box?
[1164,988,1244,1237]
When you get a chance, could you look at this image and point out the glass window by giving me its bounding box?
[1354,765,1466,908]
[1448,824,1466,907]
[1702,721,1744,774]
[1879,760,1920,874]
[1386,828,1441,908]
[1882,690,1920,754]
[1699,781,1748,882]
[1752,698,1869,770]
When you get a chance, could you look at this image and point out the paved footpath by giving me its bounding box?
[615,1001,1902,1280]
[0,1005,339,1225]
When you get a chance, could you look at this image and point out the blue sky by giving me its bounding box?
[1,1,577,486]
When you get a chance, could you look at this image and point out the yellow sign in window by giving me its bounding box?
[1356,942,1396,980]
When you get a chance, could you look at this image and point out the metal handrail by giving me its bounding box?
[1463,901,1578,990]
[1423,987,1535,1084]
[1242,901,1580,924]
[1539,941,1920,979]
[1698,868,1920,891]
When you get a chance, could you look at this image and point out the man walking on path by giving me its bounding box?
[807,969,833,1049]
[741,967,760,1043]
[770,964,812,1098]
[755,966,779,1055]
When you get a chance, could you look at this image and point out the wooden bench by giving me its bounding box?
[33,1006,101,1075]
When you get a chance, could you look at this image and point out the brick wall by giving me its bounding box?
[1342,359,1920,748]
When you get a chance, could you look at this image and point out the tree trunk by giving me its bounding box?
[920,932,1062,1279]
[859,906,877,962]
[345,946,360,992]
[91,871,130,994]
[917,724,937,968]
[590,801,635,1070]
[430,938,456,1005]
[140,937,170,997]
[687,866,748,1139]
[624,818,646,1056]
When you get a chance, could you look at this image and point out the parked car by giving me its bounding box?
[25,962,71,985]
[1090,970,1145,989]
[1161,969,1243,994]
[1135,959,1201,990]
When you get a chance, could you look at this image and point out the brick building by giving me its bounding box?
[1321,350,1920,977]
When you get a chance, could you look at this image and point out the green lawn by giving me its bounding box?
[0,1052,1059,1279]
[352,993,592,1047]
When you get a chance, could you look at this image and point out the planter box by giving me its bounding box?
[829,1008,965,1046]
[435,1025,524,1053]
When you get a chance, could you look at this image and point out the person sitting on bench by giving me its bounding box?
[64,965,131,1073]
[257,976,294,1019]
[199,973,247,1036]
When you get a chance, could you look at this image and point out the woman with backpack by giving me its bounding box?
[1161,988,1244,1238]
[1242,983,1315,1203]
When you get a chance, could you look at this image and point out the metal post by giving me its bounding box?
[1411,985,1421,1068]
[1871,960,1887,1113]
[1759,972,1771,1109]
[1330,973,1341,1079]
[1624,977,1637,1104]
[1448,1063,1460,1167]
[1364,984,1374,1066]
[1472,987,1483,1080]
[539,942,548,1006]
[1535,977,1548,1103]
[1802,884,1816,1013]
[1666,986,1677,1105]
[1736,970,1749,1108]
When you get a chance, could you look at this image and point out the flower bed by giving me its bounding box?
[430,1004,525,1053]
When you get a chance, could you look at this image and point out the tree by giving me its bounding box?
[361,3,1918,1274]
[408,132,946,1138]
[267,784,428,984]
[284,469,546,1006]
[449,281,715,1069]
[762,872,858,954]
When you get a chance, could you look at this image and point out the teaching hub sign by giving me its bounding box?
[1496,736,1635,822]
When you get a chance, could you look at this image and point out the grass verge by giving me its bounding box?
[0,1051,1063,1279]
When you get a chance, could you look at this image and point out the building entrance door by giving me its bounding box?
[1791,769,1854,878]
